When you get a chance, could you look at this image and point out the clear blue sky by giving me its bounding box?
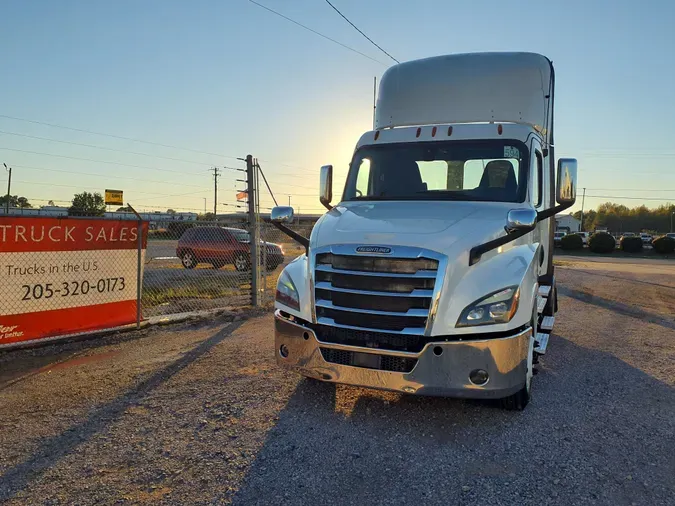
[2,0,674,215]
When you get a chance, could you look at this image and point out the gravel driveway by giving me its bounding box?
[0,260,673,505]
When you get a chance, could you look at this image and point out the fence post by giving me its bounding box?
[136,217,142,328]
[127,204,144,328]
[246,155,259,306]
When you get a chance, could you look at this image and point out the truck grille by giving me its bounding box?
[314,250,441,346]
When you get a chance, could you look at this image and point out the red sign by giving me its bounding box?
[236,191,248,201]
[0,217,148,347]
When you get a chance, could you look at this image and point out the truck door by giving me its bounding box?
[530,138,549,275]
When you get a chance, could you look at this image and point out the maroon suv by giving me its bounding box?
[176,226,284,271]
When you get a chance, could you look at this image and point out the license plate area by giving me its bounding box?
[352,351,381,369]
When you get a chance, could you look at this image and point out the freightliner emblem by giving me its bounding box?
[355,246,392,254]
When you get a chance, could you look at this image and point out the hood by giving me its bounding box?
[312,201,518,254]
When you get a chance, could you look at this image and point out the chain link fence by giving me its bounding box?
[0,215,315,347]
[143,220,314,317]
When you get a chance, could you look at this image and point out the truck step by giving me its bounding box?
[537,295,547,314]
[540,316,555,331]
[538,285,552,297]
[534,332,549,354]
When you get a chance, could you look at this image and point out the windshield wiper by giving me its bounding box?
[346,195,397,201]
[415,190,484,200]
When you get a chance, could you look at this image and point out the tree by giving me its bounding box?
[47,200,55,206]
[166,208,176,215]
[116,205,134,213]
[0,195,32,208]
[69,192,106,217]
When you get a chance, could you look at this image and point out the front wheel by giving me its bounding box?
[234,253,250,272]
[181,251,196,269]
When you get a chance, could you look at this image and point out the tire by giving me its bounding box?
[500,312,535,411]
[180,250,197,269]
[234,253,250,272]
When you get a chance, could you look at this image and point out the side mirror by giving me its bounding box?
[320,165,333,210]
[271,206,294,223]
[506,208,537,233]
[556,158,578,205]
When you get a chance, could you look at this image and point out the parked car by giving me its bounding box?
[575,231,590,245]
[667,233,675,239]
[620,232,636,239]
[640,233,653,245]
[554,231,567,247]
[176,226,284,271]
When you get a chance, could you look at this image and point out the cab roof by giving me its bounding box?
[375,52,553,136]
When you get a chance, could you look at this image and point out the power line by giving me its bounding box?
[0,130,246,170]
[10,163,212,190]
[324,0,399,64]
[247,0,387,66]
[0,147,242,178]
[586,188,675,192]
[0,114,241,160]
[586,194,675,201]
[0,113,315,172]
[9,178,210,198]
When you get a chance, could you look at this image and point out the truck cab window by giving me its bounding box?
[533,151,543,206]
[344,140,528,203]
[354,158,371,196]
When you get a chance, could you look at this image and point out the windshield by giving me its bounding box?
[343,140,529,203]
[229,229,250,242]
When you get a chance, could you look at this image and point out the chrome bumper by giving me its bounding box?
[274,311,531,399]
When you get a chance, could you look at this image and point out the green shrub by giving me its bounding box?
[167,222,194,238]
[652,235,675,254]
[620,236,643,253]
[560,233,584,250]
[588,232,615,253]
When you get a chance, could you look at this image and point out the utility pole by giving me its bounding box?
[288,195,291,207]
[373,76,377,129]
[3,163,11,214]
[246,155,259,306]
[580,187,586,231]
[211,167,221,218]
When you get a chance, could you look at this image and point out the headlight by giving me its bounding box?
[456,286,520,327]
[275,270,300,311]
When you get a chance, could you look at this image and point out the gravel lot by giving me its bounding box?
[0,259,673,505]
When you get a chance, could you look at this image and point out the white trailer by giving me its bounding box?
[271,52,577,410]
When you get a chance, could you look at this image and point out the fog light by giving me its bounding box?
[279,344,289,358]
[469,369,489,386]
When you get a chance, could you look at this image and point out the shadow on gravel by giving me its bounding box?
[232,337,674,506]
[570,269,675,291]
[558,287,675,330]
[0,321,242,503]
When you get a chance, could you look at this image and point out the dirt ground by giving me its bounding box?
[0,259,673,505]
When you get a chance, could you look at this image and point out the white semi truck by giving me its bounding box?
[271,52,577,410]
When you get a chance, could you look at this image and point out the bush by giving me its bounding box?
[652,235,675,254]
[167,222,194,238]
[620,236,643,253]
[588,232,616,254]
[560,233,584,250]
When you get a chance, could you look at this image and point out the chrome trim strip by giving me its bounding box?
[315,300,429,318]
[321,244,443,259]
[315,282,433,298]
[315,264,437,279]
[316,317,426,336]
[276,310,533,360]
